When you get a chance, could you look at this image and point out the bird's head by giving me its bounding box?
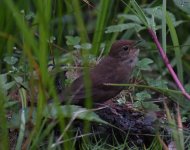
[109,40,140,67]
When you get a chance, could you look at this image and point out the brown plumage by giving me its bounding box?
[60,40,139,106]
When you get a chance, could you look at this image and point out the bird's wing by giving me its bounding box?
[70,75,85,99]
[70,57,129,104]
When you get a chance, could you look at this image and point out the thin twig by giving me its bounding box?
[148,28,190,100]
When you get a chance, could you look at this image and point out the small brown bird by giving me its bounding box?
[60,40,139,106]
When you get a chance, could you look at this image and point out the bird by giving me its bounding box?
[60,40,140,106]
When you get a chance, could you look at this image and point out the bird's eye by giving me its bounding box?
[122,45,129,51]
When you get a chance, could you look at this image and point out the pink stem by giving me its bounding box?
[148,28,190,100]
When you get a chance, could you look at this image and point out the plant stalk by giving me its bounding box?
[148,28,190,100]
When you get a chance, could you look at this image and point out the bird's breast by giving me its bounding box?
[114,65,131,83]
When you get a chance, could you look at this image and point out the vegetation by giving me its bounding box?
[0,0,190,149]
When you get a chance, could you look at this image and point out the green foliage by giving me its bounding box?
[185,84,190,93]
[3,56,18,65]
[65,36,81,46]
[105,23,142,33]
[137,58,154,71]
[8,105,107,129]
[135,91,151,101]
[0,73,16,94]
[134,91,160,111]
[130,0,149,27]
[45,105,107,124]
[146,78,168,89]
[0,0,190,149]
[173,0,190,14]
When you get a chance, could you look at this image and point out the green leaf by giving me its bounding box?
[8,112,21,128]
[3,56,18,65]
[134,101,160,111]
[0,74,15,92]
[73,44,81,49]
[144,7,176,22]
[105,23,141,33]
[146,78,168,88]
[45,105,107,124]
[137,58,153,70]
[135,91,151,101]
[65,36,80,46]
[185,84,190,93]
[0,74,7,83]
[130,0,149,27]
[4,81,15,91]
[134,91,160,111]
[48,36,56,43]
[118,14,142,24]
[4,101,18,108]
[166,11,183,84]
[25,11,35,20]
[8,108,30,128]
[14,76,23,84]
[81,43,92,50]
[141,102,160,111]
[173,0,190,14]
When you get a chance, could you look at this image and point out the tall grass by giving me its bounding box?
[0,0,190,149]
[0,0,117,148]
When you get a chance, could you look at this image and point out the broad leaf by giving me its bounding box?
[135,91,151,101]
[65,36,80,46]
[146,78,168,88]
[173,0,190,14]
[105,23,142,33]
[45,105,107,124]
[3,56,18,65]
[137,58,153,71]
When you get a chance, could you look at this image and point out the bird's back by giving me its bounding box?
[70,56,132,105]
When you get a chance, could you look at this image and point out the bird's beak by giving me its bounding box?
[135,49,140,55]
